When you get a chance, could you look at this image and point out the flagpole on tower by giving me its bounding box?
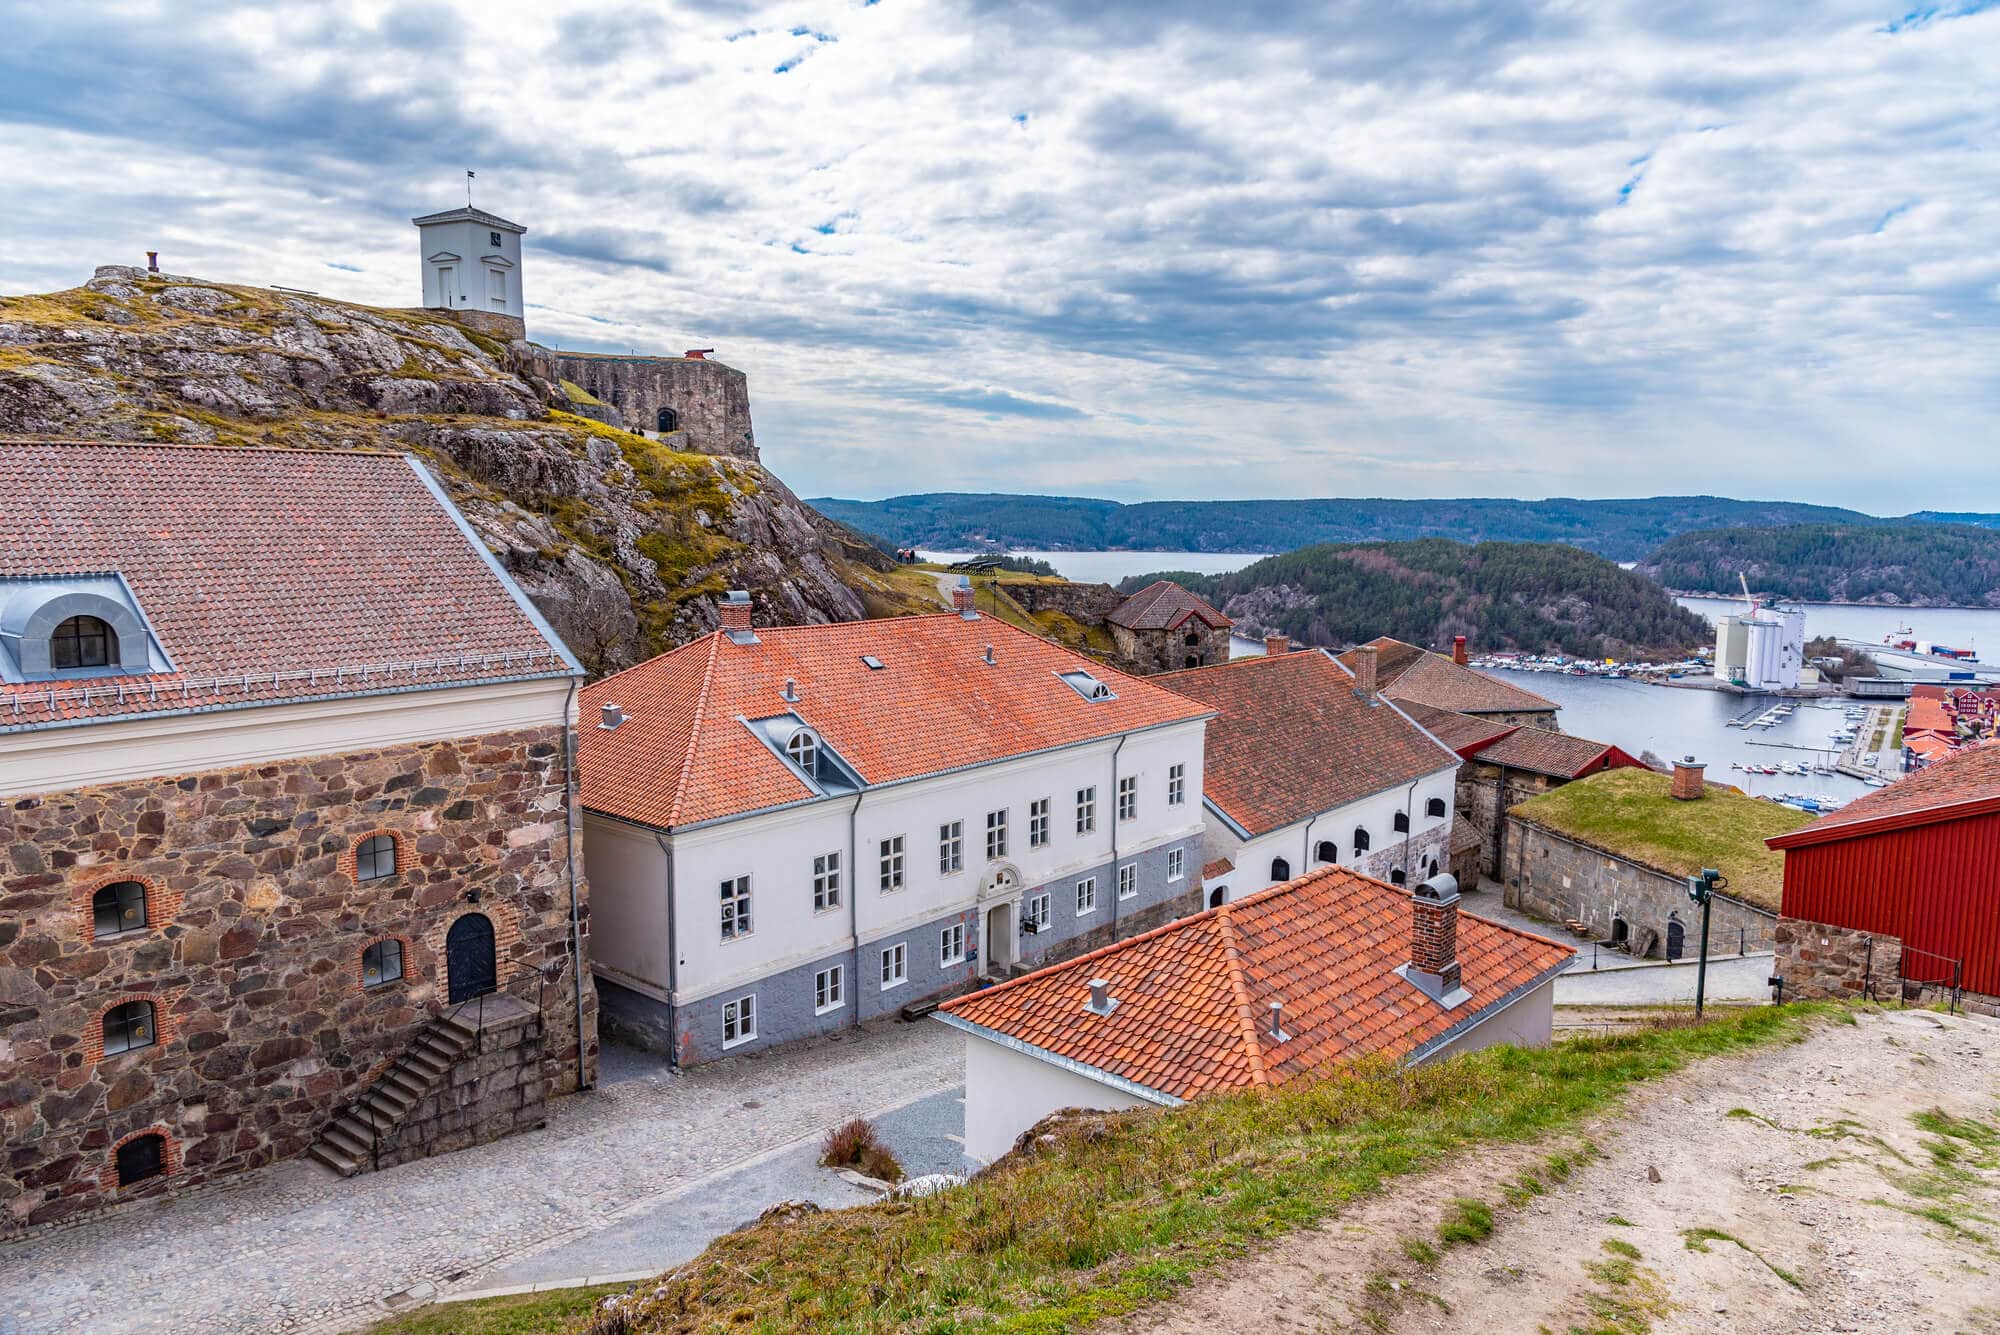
[466,169,476,208]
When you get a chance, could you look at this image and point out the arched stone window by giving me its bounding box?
[1393,811,1410,833]
[1209,885,1228,908]
[1184,631,1200,646]
[1390,868,1407,885]
[1427,797,1447,818]
[52,615,117,669]
[93,881,148,937]
[362,939,404,987]
[1314,840,1337,865]
[1183,655,1199,668]
[1269,856,1290,882]
[1353,826,1371,854]
[355,834,398,882]
[103,1000,156,1056]
[116,1133,166,1186]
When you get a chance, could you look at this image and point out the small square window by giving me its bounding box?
[880,942,908,989]
[723,994,757,1047]
[940,923,966,966]
[813,851,842,912]
[116,1133,165,1187]
[1118,863,1137,899]
[355,834,397,882]
[1167,848,1186,882]
[1075,877,1097,916]
[92,881,148,938]
[721,875,753,940]
[1028,797,1050,847]
[362,939,403,987]
[102,1000,155,1056]
[815,966,843,1014]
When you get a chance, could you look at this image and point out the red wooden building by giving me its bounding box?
[1767,744,2000,1000]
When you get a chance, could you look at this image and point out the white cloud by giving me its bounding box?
[1,0,1995,512]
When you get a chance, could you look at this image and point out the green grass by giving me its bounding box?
[1439,1197,1496,1244]
[1508,768,1813,910]
[1681,1227,1802,1288]
[1601,1237,1642,1260]
[364,1284,629,1334]
[581,1005,1833,1334]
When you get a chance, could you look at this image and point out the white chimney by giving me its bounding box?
[1085,977,1117,1016]
[598,703,624,731]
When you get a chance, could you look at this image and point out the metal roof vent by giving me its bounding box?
[598,703,624,731]
[860,655,885,671]
[1266,1000,1290,1043]
[1085,977,1118,1016]
[983,644,996,666]
[781,678,800,703]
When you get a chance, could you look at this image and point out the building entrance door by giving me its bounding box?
[984,901,1015,973]
[436,264,458,307]
[1665,918,1686,961]
[446,912,496,1003]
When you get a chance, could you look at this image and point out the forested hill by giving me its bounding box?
[1134,540,1713,659]
[1642,523,2000,607]
[809,493,1888,563]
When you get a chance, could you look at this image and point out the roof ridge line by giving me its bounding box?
[0,437,407,459]
[665,630,725,827]
[1212,905,1274,1088]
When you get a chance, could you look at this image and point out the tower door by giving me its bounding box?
[1665,918,1686,961]
[446,913,496,1003]
[436,264,458,307]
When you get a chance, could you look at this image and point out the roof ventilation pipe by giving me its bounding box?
[1085,977,1117,1016]
[1267,1000,1290,1042]
[983,644,996,666]
[598,703,624,731]
[782,678,799,703]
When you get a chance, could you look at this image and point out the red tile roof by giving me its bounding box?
[1397,702,1519,757]
[580,612,1215,830]
[1341,638,1559,716]
[0,442,573,730]
[1157,650,1458,838]
[1769,742,2000,849]
[1470,727,1643,780]
[938,865,1574,1101]
[1107,580,1232,632]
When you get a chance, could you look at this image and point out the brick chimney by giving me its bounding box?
[1263,633,1289,657]
[1671,755,1706,801]
[1400,874,1468,1007]
[719,589,754,638]
[952,577,978,618]
[1351,644,1378,702]
[1453,635,1468,666]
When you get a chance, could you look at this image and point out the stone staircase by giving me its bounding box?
[309,996,544,1178]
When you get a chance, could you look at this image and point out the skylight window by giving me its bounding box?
[860,655,885,670]
[1057,669,1117,703]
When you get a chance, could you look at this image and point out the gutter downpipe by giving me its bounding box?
[561,677,590,1091]
[847,790,864,1026]
[1302,812,1320,879]
[650,830,679,1071]
[1109,735,1128,939]
[1399,778,1419,882]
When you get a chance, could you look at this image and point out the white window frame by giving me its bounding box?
[939,821,963,875]
[1075,787,1096,835]
[1076,876,1097,916]
[940,923,966,966]
[812,851,842,913]
[1028,796,1050,848]
[1118,774,1138,822]
[880,942,908,990]
[1168,762,1186,806]
[986,808,1008,860]
[722,993,757,1048]
[1167,847,1186,882]
[720,875,752,941]
[1025,892,1051,932]
[879,835,905,893]
[1118,862,1137,900]
[814,965,844,1015]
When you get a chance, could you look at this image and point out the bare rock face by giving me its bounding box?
[0,267,900,675]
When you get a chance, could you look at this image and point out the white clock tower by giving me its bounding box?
[412,206,526,322]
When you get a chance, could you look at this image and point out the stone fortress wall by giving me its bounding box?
[517,347,759,463]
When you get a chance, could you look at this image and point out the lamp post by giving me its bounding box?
[1685,867,1726,1017]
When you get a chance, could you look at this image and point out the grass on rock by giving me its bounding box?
[570,1004,1833,1334]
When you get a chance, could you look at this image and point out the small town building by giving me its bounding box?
[936,866,1574,1163]
[1503,761,1811,960]
[577,588,1213,1066]
[413,204,526,328]
[1105,580,1232,673]
[0,442,593,1233]
[1156,645,1461,903]
[1338,635,1562,730]
[1768,744,2000,1013]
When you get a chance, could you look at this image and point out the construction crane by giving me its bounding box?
[1738,571,1757,616]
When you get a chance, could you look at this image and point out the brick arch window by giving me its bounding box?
[361,937,407,989]
[102,999,156,1056]
[76,874,180,944]
[105,1126,180,1191]
[342,830,409,883]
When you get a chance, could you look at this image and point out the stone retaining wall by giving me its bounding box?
[376,1005,548,1170]
[1005,582,1125,624]
[517,348,757,462]
[1773,917,1903,1002]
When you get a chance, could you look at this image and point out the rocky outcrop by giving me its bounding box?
[0,267,909,675]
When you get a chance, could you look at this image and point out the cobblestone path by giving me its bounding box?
[1,1020,963,1334]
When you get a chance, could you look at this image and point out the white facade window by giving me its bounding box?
[879,835,905,893]
[1118,862,1137,900]
[1076,876,1097,916]
[940,923,966,966]
[722,994,756,1047]
[1118,775,1138,822]
[880,942,908,989]
[1025,892,1050,932]
[720,875,752,940]
[1028,797,1050,847]
[1168,763,1186,806]
[815,966,843,1014]
[812,851,842,913]
[939,821,963,874]
[787,728,819,773]
[986,808,1008,860]
[1168,847,1186,881]
[1075,787,1096,835]
[1427,796,1448,819]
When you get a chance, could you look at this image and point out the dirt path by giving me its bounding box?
[1112,1007,2000,1334]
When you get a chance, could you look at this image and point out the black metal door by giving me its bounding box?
[446,913,496,1003]
[1666,918,1686,961]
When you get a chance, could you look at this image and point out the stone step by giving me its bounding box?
[323,1117,374,1159]
[418,1034,467,1064]
[403,1047,449,1079]
[435,1015,479,1046]
[383,1068,430,1103]
[308,1141,359,1177]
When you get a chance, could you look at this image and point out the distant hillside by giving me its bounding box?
[1641,523,2000,607]
[1137,539,1712,658]
[809,493,1890,563]
[1907,511,2000,530]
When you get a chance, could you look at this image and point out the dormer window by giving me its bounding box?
[53,615,115,669]
[786,727,820,774]
[1058,669,1116,702]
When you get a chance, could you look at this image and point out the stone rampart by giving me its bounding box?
[517,348,757,462]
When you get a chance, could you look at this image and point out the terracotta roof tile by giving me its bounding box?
[1157,651,1459,838]
[581,613,1214,829]
[1341,638,1558,716]
[0,442,571,730]
[1769,741,2000,847]
[1397,702,1519,757]
[1470,728,1636,780]
[939,865,1574,1101]
[1106,580,1232,632]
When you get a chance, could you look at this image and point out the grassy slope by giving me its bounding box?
[368,1285,630,1335]
[506,1005,1830,1334]
[1510,769,1814,910]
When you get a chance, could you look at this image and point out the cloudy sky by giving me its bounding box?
[2,2,1995,511]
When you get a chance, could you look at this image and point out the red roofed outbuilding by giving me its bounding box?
[1105,580,1233,674]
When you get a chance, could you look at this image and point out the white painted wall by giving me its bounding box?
[961,1034,1157,1164]
[1424,977,1556,1061]
[417,215,524,318]
[1203,762,1459,901]
[582,814,671,995]
[602,719,1209,1008]
[0,676,574,799]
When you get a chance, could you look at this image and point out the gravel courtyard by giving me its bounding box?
[0,1018,965,1335]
